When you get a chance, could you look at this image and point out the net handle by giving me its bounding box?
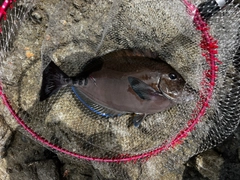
[197,0,233,21]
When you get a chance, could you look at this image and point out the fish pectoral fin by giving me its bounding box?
[128,76,160,100]
[132,113,146,127]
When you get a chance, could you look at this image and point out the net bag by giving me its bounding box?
[0,0,240,179]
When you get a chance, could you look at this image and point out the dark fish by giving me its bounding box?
[40,49,186,127]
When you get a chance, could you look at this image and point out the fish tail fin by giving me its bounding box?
[40,61,69,101]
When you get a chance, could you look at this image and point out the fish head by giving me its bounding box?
[158,71,186,101]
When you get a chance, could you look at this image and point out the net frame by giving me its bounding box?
[0,0,228,163]
[0,0,15,21]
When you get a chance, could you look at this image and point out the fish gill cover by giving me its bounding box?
[0,0,239,179]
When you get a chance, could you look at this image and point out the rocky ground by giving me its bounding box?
[0,0,240,179]
[1,106,240,180]
[184,126,240,180]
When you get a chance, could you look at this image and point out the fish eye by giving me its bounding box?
[168,73,177,80]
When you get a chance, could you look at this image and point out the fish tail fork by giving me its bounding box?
[39,59,69,101]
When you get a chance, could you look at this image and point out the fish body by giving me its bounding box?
[40,49,185,127]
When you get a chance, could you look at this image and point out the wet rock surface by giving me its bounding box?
[1,90,240,180]
[1,115,240,179]
[0,0,240,179]
[0,115,12,158]
[183,126,240,180]
[0,130,61,180]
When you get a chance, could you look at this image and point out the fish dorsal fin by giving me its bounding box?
[128,76,161,100]
[71,86,124,118]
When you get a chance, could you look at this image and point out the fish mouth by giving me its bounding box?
[160,87,180,101]
[162,91,176,100]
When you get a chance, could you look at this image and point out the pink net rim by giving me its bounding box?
[0,0,14,21]
[0,0,220,162]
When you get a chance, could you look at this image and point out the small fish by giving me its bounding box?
[40,49,186,127]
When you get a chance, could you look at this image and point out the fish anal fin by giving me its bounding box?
[71,86,124,118]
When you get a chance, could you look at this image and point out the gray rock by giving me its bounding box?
[195,150,224,180]
[219,163,240,180]
[0,115,12,158]
[0,131,61,180]
[238,148,240,162]
[60,163,93,180]
[31,159,60,180]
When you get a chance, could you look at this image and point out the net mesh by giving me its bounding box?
[0,0,240,179]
